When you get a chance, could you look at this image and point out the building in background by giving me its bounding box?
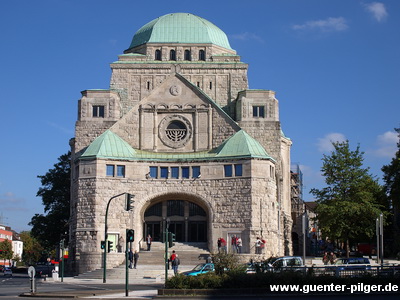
[69,13,293,274]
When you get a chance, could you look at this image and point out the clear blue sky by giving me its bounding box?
[1,0,399,232]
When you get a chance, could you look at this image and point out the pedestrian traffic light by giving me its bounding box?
[101,241,106,250]
[126,229,134,242]
[168,232,175,248]
[107,241,113,253]
[125,193,135,211]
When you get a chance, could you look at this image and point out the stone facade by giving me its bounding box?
[69,13,292,275]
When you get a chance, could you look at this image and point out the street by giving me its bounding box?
[1,273,399,299]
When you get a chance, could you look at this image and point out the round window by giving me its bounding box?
[159,115,192,148]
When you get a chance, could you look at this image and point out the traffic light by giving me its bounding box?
[101,241,106,250]
[125,193,135,211]
[168,232,176,248]
[107,241,113,253]
[126,229,134,242]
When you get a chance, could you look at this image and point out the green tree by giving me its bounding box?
[0,239,13,266]
[20,231,43,265]
[310,141,384,256]
[381,127,400,254]
[29,152,70,250]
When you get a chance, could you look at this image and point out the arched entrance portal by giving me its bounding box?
[144,200,207,242]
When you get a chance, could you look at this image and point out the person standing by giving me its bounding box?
[237,237,242,254]
[128,249,133,269]
[255,237,262,254]
[231,235,238,253]
[146,234,152,251]
[220,237,227,253]
[133,250,139,269]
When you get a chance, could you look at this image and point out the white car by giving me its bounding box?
[3,268,12,276]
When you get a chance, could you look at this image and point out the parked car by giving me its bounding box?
[3,268,12,277]
[334,257,371,271]
[265,256,304,272]
[182,263,214,276]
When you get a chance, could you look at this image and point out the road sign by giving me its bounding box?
[28,266,36,278]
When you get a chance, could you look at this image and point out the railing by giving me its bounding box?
[254,265,400,278]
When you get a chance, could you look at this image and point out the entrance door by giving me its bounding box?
[189,222,207,242]
[168,222,184,242]
[146,222,161,241]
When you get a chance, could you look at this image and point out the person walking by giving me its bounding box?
[170,250,180,275]
[146,234,152,251]
[133,250,139,269]
[128,249,134,269]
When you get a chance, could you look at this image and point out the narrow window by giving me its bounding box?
[184,50,191,61]
[252,106,265,118]
[149,166,158,178]
[93,105,105,118]
[182,167,190,178]
[160,167,168,179]
[155,49,161,61]
[197,82,200,87]
[234,164,243,177]
[209,82,212,90]
[199,49,205,61]
[117,165,125,177]
[170,49,176,61]
[192,166,200,178]
[147,81,151,90]
[171,167,179,179]
[106,165,115,177]
[224,165,233,177]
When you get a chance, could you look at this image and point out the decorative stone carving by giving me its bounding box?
[169,85,182,96]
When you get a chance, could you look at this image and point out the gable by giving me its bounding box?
[110,73,239,153]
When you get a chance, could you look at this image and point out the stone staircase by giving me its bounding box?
[75,242,210,280]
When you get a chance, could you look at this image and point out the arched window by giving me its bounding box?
[155,49,161,61]
[184,50,191,61]
[199,50,205,61]
[170,49,176,61]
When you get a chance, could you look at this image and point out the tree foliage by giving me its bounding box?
[29,152,71,249]
[381,127,400,253]
[19,231,43,265]
[310,141,385,252]
[0,239,13,264]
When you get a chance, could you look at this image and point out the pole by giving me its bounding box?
[376,218,379,264]
[60,239,65,282]
[125,230,129,297]
[164,218,170,286]
[103,192,127,283]
[302,214,306,265]
[380,213,384,265]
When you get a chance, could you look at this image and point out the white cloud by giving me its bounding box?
[292,17,348,32]
[372,131,398,158]
[363,2,388,22]
[230,32,265,43]
[317,133,347,153]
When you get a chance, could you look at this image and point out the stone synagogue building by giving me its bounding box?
[69,13,293,274]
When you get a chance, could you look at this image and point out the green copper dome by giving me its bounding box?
[128,13,232,50]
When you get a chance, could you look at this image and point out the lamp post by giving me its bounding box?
[103,192,127,283]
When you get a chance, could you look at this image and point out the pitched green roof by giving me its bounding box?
[81,130,136,160]
[127,13,232,50]
[80,130,272,162]
[214,130,273,159]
